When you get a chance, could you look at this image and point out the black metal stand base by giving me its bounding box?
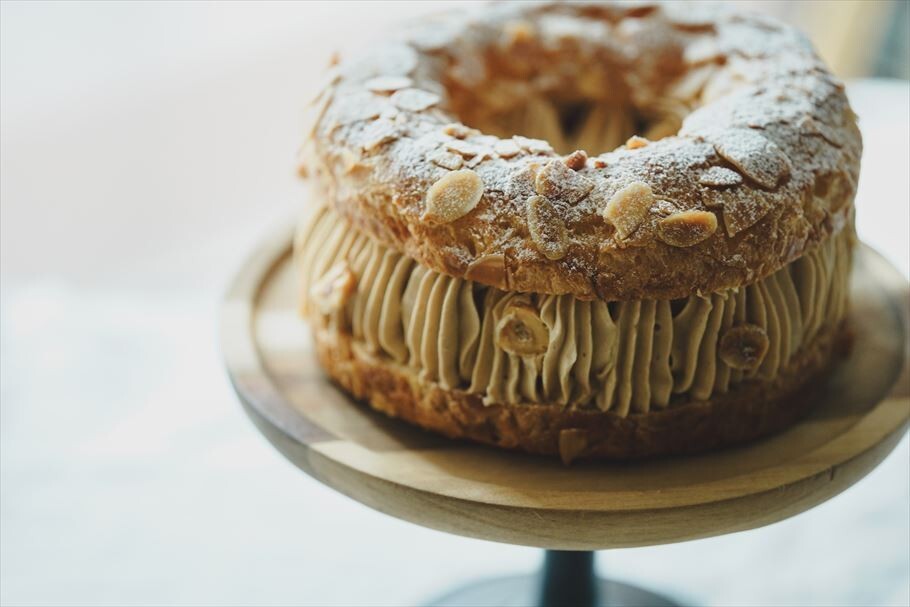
[428,551,680,607]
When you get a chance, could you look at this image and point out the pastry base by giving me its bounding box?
[312,321,850,461]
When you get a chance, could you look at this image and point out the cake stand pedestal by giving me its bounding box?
[221,226,909,606]
[429,549,676,606]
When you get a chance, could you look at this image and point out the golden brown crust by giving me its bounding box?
[300,1,861,301]
[312,320,849,461]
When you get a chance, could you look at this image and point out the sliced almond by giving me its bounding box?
[699,166,743,187]
[494,139,522,158]
[502,19,536,46]
[390,88,441,112]
[527,195,569,260]
[428,149,464,170]
[558,429,588,466]
[602,181,655,239]
[495,298,549,356]
[423,169,484,223]
[625,135,649,150]
[446,138,486,158]
[656,210,718,247]
[813,171,853,212]
[309,263,356,317]
[364,75,413,93]
[719,324,770,370]
[442,123,476,139]
[563,150,588,170]
[331,91,386,126]
[534,159,594,204]
[798,116,845,148]
[360,119,400,152]
[465,254,507,289]
[513,135,554,155]
[713,128,792,189]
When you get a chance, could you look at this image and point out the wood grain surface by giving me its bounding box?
[221,227,910,550]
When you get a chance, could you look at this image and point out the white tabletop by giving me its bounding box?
[1,3,908,606]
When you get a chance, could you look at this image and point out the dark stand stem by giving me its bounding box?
[538,550,598,607]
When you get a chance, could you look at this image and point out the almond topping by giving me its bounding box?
[442,123,476,139]
[424,169,483,223]
[719,324,770,370]
[495,298,549,356]
[428,149,464,170]
[656,210,718,247]
[625,135,649,149]
[527,195,569,260]
[364,76,413,93]
[465,254,507,289]
[713,128,792,189]
[309,263,356,317]
[360,119,400,151]
[494,139,521,158]
[564,150,588,170]
[699,166,743,187]
[558,429,588,466]
[603,181,655,239]
[390,88,440,112]
[535,159,594,204]
[502,19,536,46]
[445,138,486,158]
[513,135,554,155]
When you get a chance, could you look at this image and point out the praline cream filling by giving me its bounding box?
[297,206,851,416]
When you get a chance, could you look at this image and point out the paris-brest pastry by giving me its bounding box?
[295,2,861,462]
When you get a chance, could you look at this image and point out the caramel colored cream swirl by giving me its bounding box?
[297,206,852,416]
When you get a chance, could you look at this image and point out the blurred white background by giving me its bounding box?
[1,2,908,606]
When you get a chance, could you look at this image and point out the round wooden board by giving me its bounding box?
[222,226,910,550]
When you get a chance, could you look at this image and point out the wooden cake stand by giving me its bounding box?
[222,226,909,607]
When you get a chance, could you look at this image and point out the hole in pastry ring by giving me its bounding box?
[302,1,860,301]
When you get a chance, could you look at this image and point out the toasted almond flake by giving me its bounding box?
[527,195,569,260]
[428,149,464,170]
[513,135,554,155]
[625,135,650,149]
[443,123,476,139]
[705,186,773,236]
[603,181,655,239]
[445,138,486,158]
[360,119,400,151]
[558,429,588,466]
[465,254,507,289]
[656,210,718,247]
[713,128,792,189]
[338,148,364,174]
[423,169,484,223]
[494,139,521,158]
[719,324,770,370]
[342,43,418,81]
[390,88,441,112]
[564,150,588,170]
[534,159,594,204]
[331,91,386,125]
[683,37,722,65]
[495,298,549,356]
[465,152,491,168]
[813,171,853,212]
[799,116,845,148]
[699,166,743,187]
[310,263,357,317]
[364,75,413,93]
[502,19,537,46]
